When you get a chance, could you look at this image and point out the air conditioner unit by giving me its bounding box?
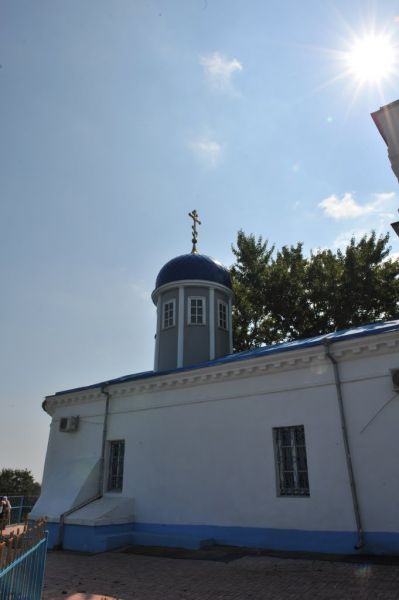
[390,369,399,392]
[59,416,80,432]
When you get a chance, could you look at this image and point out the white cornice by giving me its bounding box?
[43,330,399,414]
[151,279,233,304]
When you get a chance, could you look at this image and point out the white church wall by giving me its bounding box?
[35,330,399,553]
[110,377,352,531]
[332,351,399,532]
[31,398,105,521]
[106,335,398,535]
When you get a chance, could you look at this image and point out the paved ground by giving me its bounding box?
[42,548,399,600]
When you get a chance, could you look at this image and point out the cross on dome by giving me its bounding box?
[188,209,201,254]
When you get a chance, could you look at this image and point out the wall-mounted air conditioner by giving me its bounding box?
[390,369,399,393]
[59,416,80,432]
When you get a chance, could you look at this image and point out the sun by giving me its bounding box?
[345,33,397,84]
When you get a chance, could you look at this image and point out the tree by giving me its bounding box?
[0,469,41,497]
[231,230,399,351]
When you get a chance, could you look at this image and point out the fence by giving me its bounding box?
[0,496,39,526]
[0,519,47,600]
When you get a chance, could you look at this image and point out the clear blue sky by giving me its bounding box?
[1,0,399,481]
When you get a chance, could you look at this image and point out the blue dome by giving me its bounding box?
[155,254,232,291]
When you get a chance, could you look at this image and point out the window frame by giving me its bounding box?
[107,439,125,493]
[217,300,228,330]
[162,299,176,329]
[187,296,206,326]
[273,425,310,497]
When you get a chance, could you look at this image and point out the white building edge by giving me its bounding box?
[372,99,399,236]
[372,99,399,183]
[32,309,399,554]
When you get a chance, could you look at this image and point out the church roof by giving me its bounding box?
[154,253,232,292]
[54,320,399,397]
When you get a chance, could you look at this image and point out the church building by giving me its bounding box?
[31,212,399,555]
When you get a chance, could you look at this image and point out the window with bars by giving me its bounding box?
[162,300,175,329]
[218,300,228,330]
[107,440,125,492]
[188,297,205,325]
[274,426,309,496]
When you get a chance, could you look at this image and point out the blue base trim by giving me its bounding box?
[44,521,399,555]
[45,521,135,552]
[45,522,60,549]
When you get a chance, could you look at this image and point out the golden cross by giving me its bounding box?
[188,209,201,254]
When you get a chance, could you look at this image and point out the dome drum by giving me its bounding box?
[153,253,233,371]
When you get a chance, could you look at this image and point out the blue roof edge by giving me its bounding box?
[53,320,399,397]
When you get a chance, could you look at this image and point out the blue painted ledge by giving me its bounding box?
[45,521,135,552]
[44,521,399,555]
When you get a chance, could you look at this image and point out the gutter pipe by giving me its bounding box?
[324,340,364,550]
[98,384,111,496]
[56,384,111,549]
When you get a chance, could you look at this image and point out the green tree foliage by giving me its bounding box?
[231,230,399,351]
[0,469,41,496]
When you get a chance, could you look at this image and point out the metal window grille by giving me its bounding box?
[163,301,175,328]
[274,426,309,496]
[107,440,125,492]
[189,298,204,325]
[218,301,227,330]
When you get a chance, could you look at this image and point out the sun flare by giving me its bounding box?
[346,33,397,84]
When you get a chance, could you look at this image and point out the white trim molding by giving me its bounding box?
[43,330,399,414]
[177,287,184,368]
[154,296,161,370]
[217,299,228,331]
[209,288,215,360]
[162,298,176,329]
[228,298,233,353]
[152,279,233,305]
[187,296,206,326]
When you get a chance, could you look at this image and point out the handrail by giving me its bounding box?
[0,518,48,600]
[0,518,47,570]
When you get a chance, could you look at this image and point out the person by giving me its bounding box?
[0,497,11,531]
[2,497,11,526]
[0,497,5,532]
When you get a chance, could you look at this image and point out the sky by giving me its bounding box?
[1,0,399,482]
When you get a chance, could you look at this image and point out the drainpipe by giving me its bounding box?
[324,340,364,550]
[98,384,111,496]
[56,384,111,549]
